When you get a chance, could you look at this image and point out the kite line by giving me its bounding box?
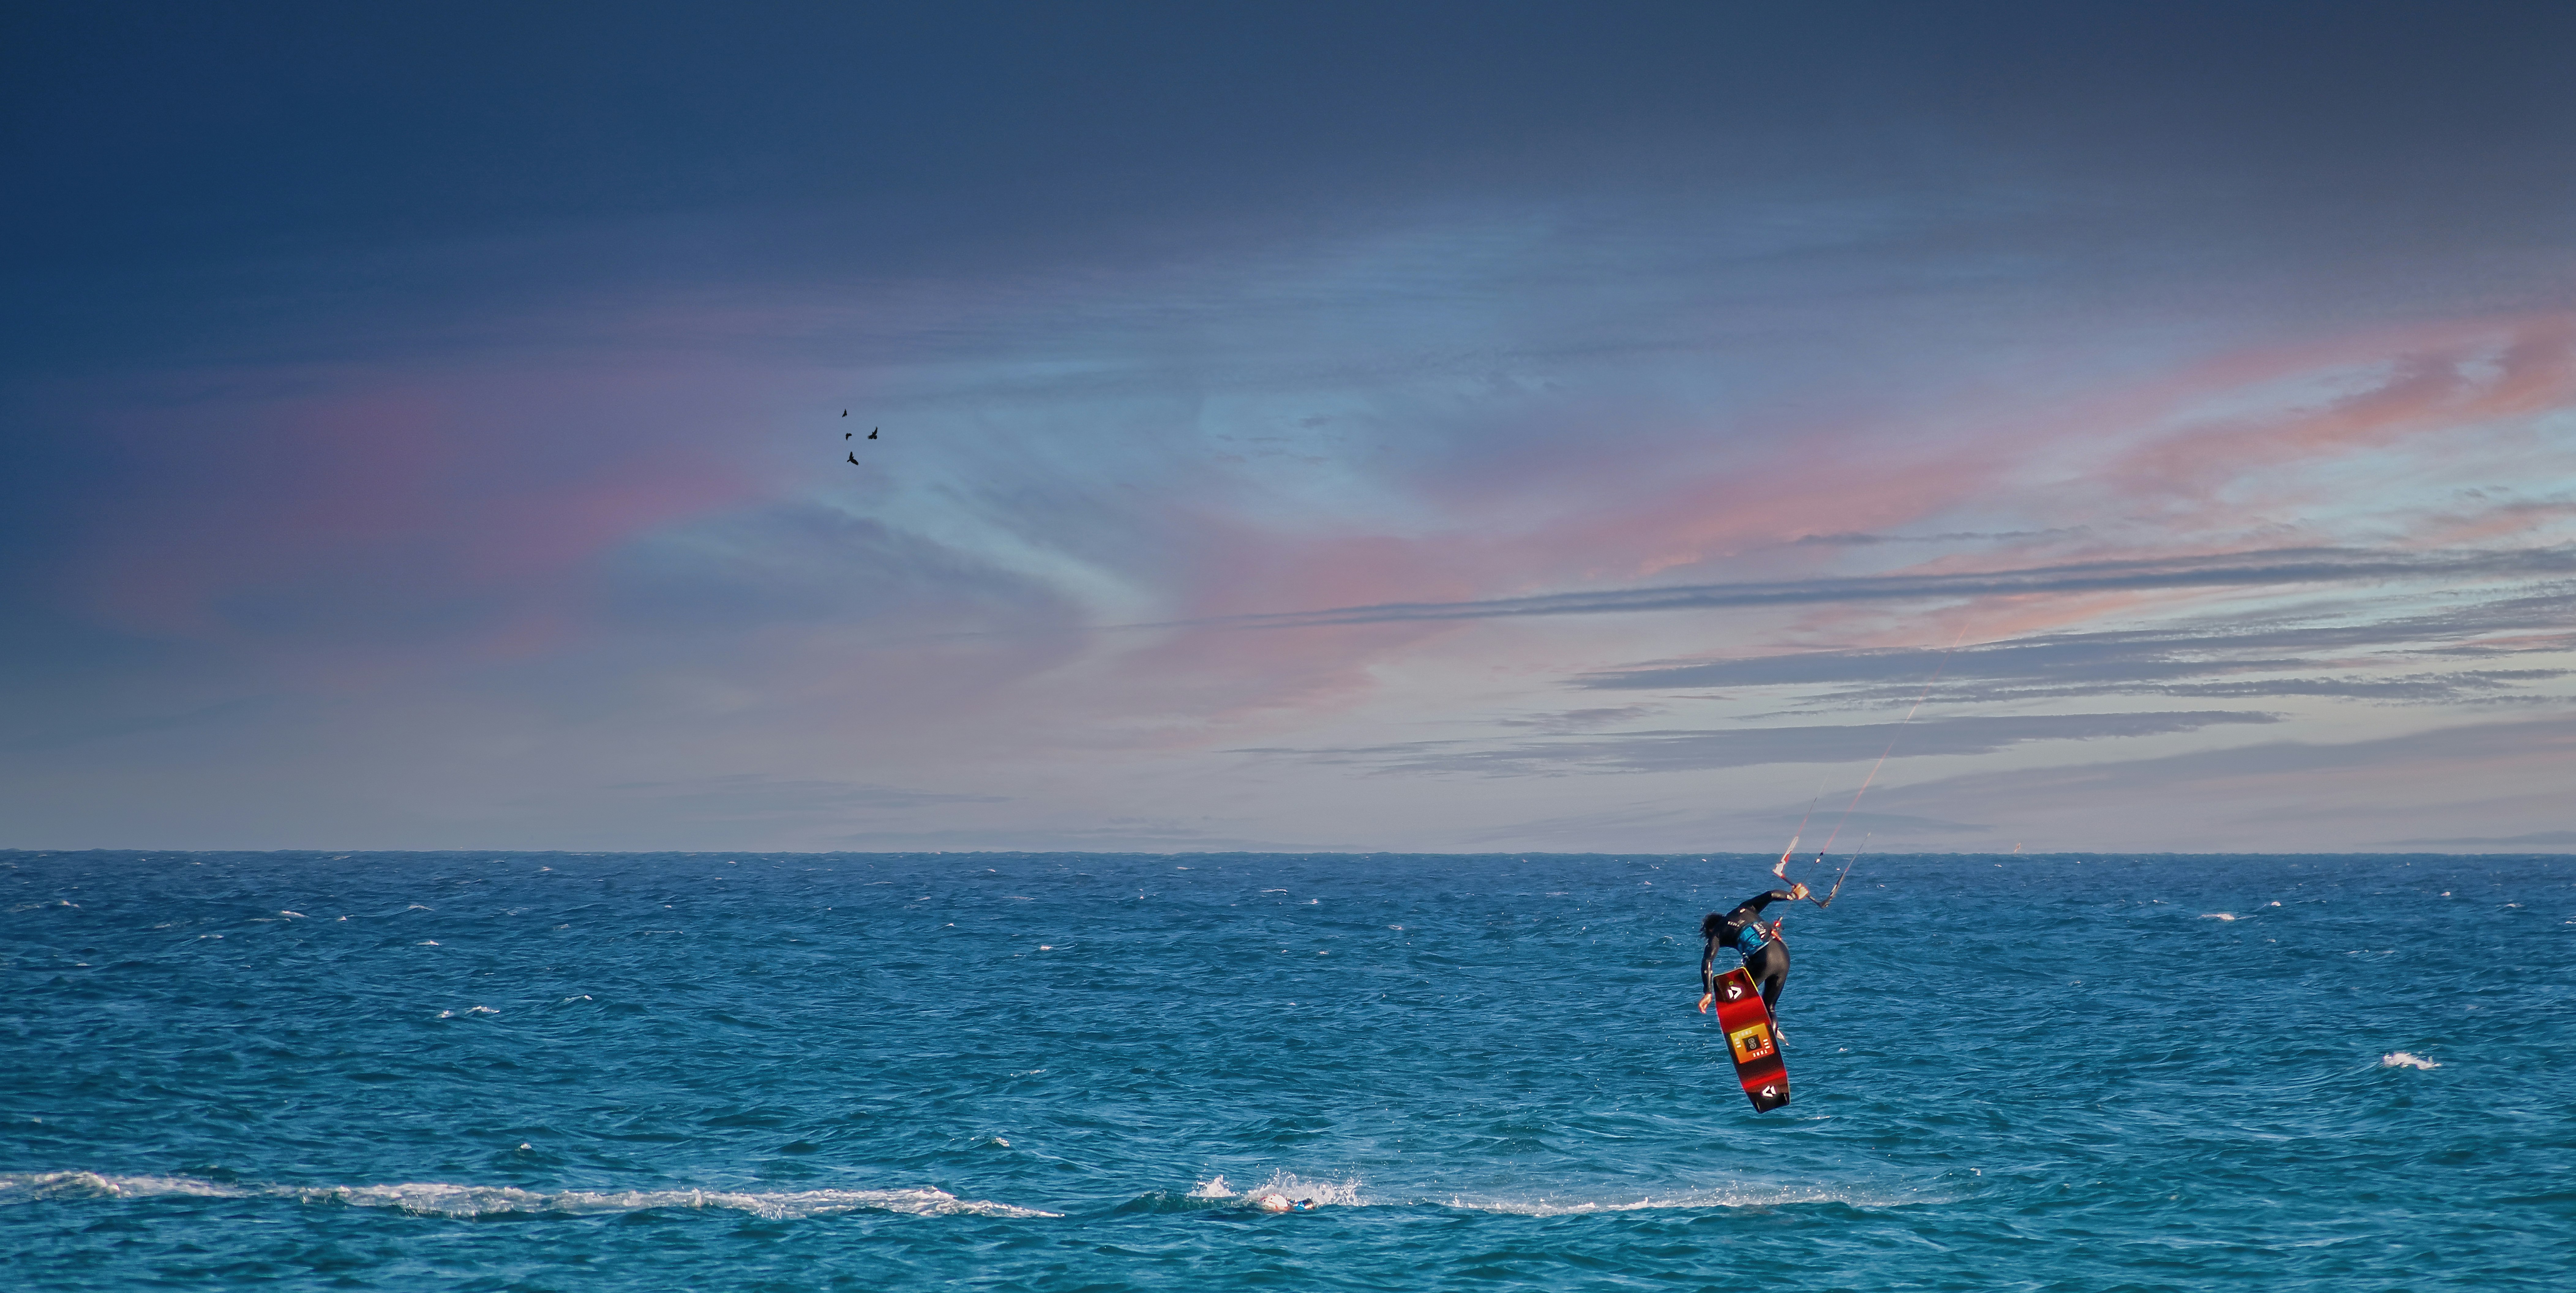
[1779,623,1975,909]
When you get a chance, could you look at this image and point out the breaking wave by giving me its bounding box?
[1175,1172,1919,1216]
[1435,1185,1930,1216]
[0,1172,1056,1219]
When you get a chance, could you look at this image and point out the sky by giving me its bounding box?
[5,1,2574,853]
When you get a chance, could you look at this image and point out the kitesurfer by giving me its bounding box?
[1699,883,1807,1017]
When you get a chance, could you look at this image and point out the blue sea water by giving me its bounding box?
[4,849,2572,1291]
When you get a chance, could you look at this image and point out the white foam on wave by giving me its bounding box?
[0,1172,1056,1219]
[1,1172,251,1202]
[306,1183,1056,1220]
[1224,1171,1363,1209]
[1442,1184,1925,1216]
[2382,1052,2440,1070]
[2200,913,2237,921]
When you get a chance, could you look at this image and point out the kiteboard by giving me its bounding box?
[1710,966,1789,1112]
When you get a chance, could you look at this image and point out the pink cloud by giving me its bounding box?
[2113,314,2576,505]
[69,360,759,670]
[1087,310,2576,739]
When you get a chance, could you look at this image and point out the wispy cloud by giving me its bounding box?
[10,8,2576,852]
[1162,545,2576,631]
[1236,710,2280,777]
[1580,585,2576,708]
[1490,705,1663,733]
[1790,528,2086,547]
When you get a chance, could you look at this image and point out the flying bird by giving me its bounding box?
[846,451,859,465]
[845,431,851,439]
[868,427,879,439]
[841,410,848,417]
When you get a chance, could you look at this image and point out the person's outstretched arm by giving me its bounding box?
[1731,888,1798,922]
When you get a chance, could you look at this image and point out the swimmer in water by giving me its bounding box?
[1699,882,1807,1018]
[1256,1194,1317,1213]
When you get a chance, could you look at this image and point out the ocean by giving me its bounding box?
[4,849,2570,1290]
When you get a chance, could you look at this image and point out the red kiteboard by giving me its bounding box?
[1710,966,1790,1112]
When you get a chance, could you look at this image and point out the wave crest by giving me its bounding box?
[0,1172,1055,1219]
[1441,1186,1914,1216]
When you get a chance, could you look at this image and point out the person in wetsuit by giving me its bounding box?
[1699,883,1807,1017]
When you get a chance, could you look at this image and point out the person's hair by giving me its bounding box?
[1700,912,1726,939]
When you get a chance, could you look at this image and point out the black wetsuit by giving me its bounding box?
[1701,889,1795,1015]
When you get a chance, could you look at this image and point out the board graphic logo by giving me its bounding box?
[1760,1084,1779,1099]
[1728,1022,1775,1062]
[1723,982,1744,1001]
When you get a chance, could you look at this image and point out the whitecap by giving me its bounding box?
[1188,1175,1235,1199]
[2381,1052,2440,1070]
[0,1172,1056,1220]
[2200,913,2237,921]
[1442,1184,1925,1216]
[302,1182,1056,1220]
[1228,1171,1361,1209]
[0,1172,249,1203]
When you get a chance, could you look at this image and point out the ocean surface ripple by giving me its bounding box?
[4,849,2571,1290]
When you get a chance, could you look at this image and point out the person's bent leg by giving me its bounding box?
[1748,943,1789,1015]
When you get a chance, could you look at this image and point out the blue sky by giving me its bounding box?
[5,2,2574,851]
